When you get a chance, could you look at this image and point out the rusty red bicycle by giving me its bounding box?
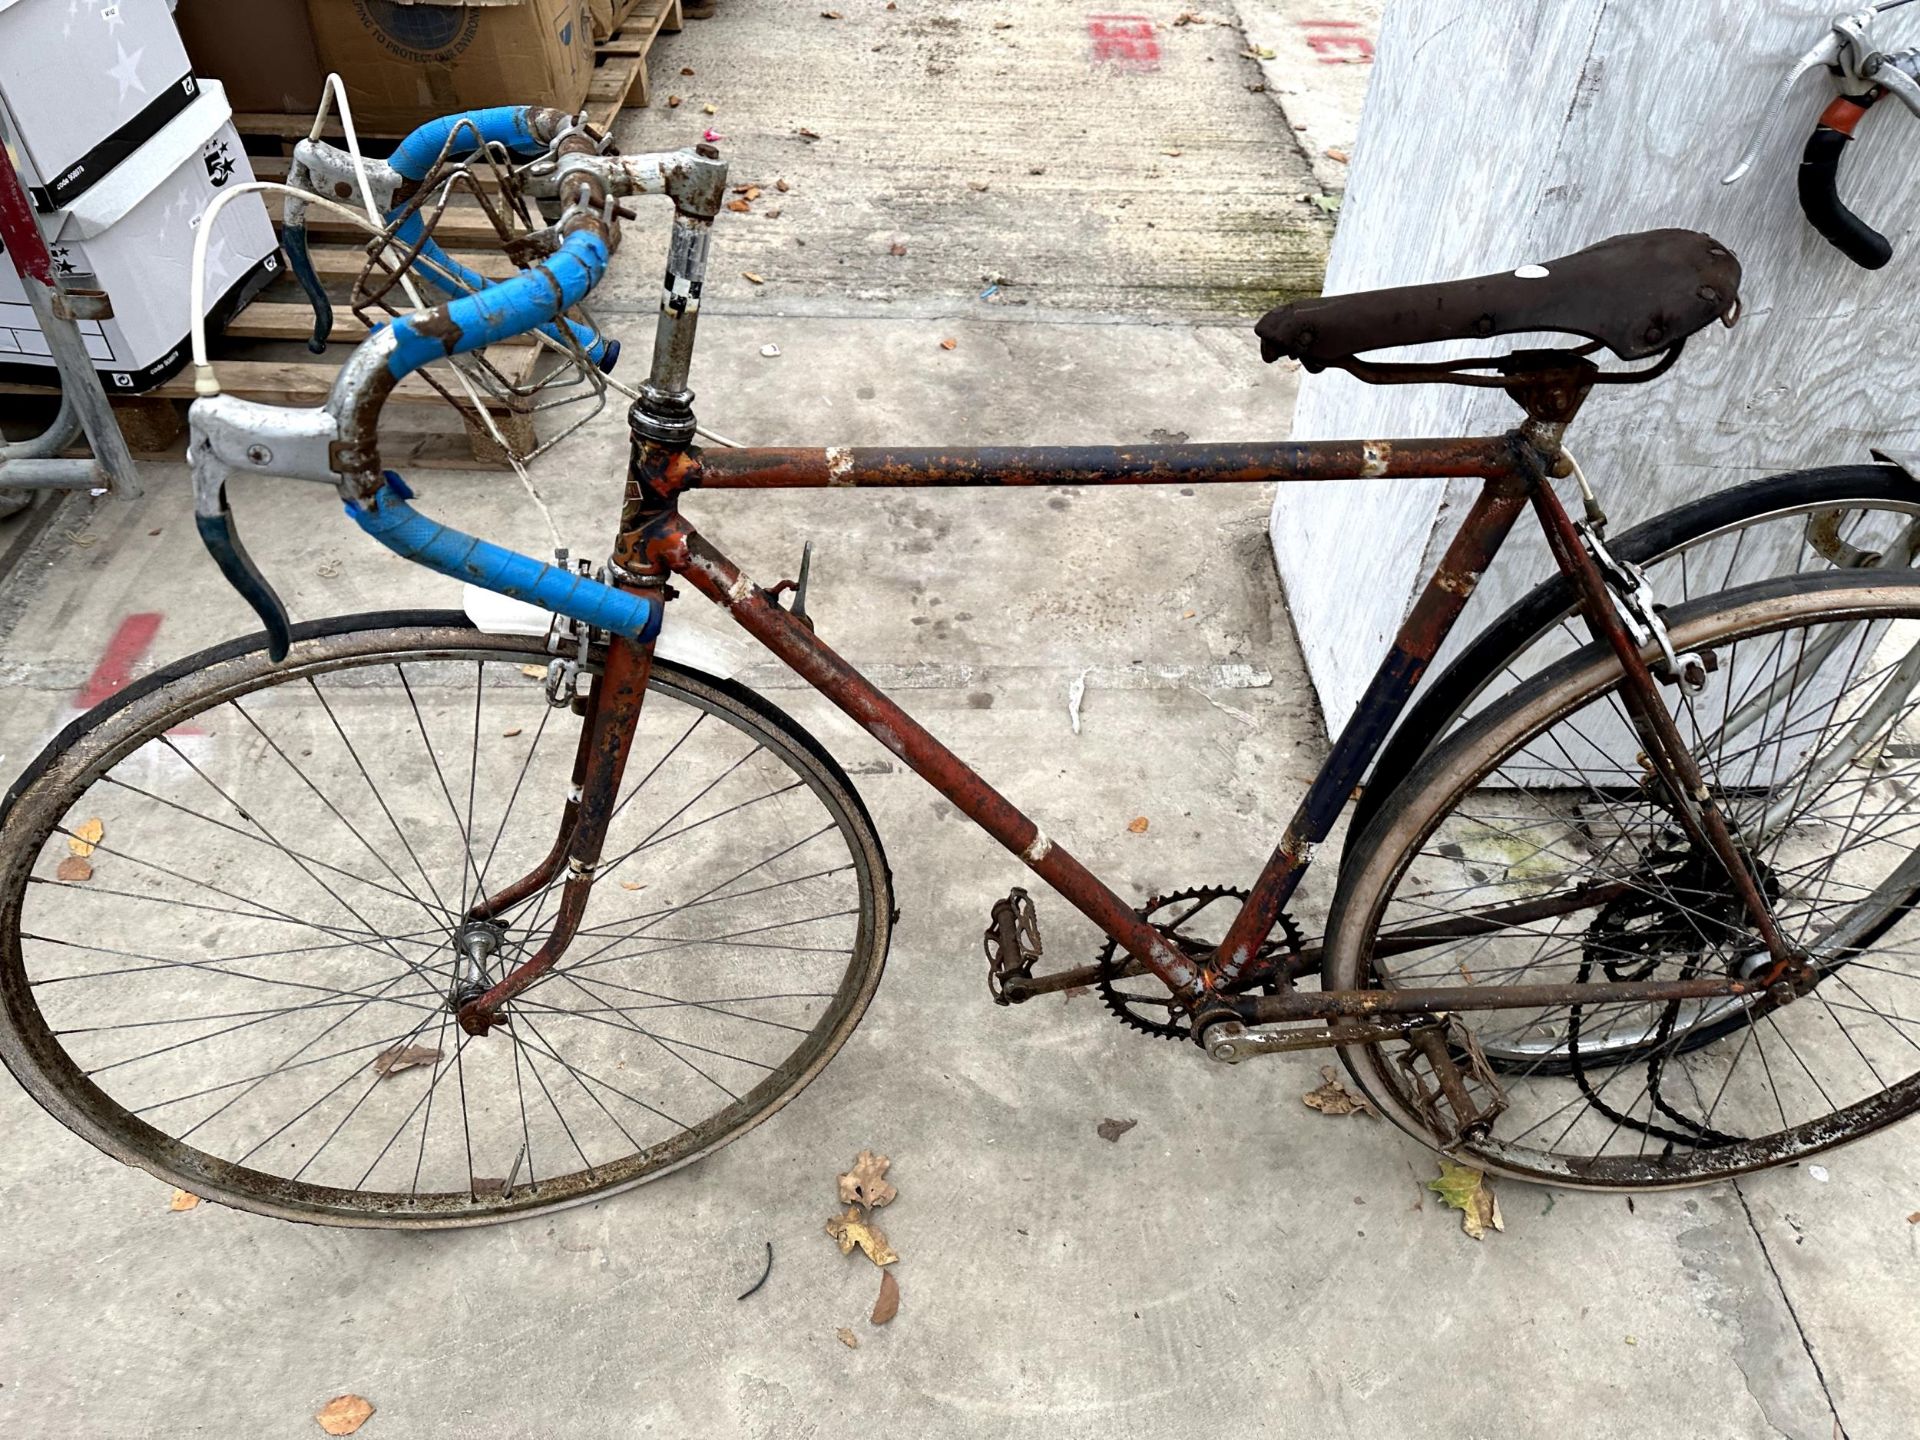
[6,110,1920,1226]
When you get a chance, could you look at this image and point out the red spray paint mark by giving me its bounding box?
[74,612,202,734]
[1299,18,1373,63]
[76,613,164,708]
[1088,14,1160,71]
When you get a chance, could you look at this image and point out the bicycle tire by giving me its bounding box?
[0,611,893,1227]
[1327,570,1920,1189]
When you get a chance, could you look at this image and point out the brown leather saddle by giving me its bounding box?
[1255,229,1743,379]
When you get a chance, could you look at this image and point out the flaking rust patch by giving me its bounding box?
[1361,441,1391,478]
[825,446,856,485]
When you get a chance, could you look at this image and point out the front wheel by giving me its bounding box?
[1327,573,1920,1189]
[0,613,893,1227]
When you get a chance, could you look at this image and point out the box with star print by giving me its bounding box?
[0,0,201,212]
[0,79,279,390]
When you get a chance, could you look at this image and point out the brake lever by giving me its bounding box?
[189,395,342,663]
[1724,6,1920,269]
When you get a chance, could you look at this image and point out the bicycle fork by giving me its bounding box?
[452,630,658,1036]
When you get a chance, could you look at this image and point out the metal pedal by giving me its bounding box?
[984,887,1043,1005]
[1398,1017,1509,1146]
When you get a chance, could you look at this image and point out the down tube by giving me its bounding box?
[1210,470,1536,985]
[647,516,1205,996]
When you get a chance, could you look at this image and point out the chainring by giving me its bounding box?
[1094,885,1304,1040]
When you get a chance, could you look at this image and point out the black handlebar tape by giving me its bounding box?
[1798,91,1894,271]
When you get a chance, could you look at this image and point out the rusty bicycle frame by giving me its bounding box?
[449,396,1793,1048]
[440,142,1798,1055]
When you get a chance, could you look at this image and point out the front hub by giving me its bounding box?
[450,920,508,1018]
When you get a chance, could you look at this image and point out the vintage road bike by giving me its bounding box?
[4,108,1920,1227]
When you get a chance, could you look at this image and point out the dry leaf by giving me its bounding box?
[1161,149,1183,157]
[315,1395,375,1436]
[871,1269,900,1325]
[826,1205,899,1265]
[1427,1160,1504,1240]
[667,95,682,107]
[1126,816,1149,834]
[837,1150,897,1209]
[765,208,783,219]
[620,880,646,891]
[938,337,957,351]
[69,816,104,856]
[169,1188,200,1211]
[742,271,766,284]
[726,199,752,213]
[776,178,791,193]
[745,186,762,200]
[1302,1065,1377,1118]
[56,856,94,883]
[519,664,546,679]
[888,240,908,257]
[1325,146,1350,163]
[821,8,841,16]
[836,1327,859,1349]
[372,1044,441,1078]
[702,103,718,115]
[501,727,523,738]
[1181,609,1197,619]
[1908,1211,1920,1224]
[797,127,822,140]
[680,65,695,75]
[1096,1117,1137,1142]
[967,180,990,192]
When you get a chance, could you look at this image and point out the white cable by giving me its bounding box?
[190,181,384,381]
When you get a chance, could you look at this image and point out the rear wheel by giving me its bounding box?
[1327,573,1920,1188]
[0,613,893,1227]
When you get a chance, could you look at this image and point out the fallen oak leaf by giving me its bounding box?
[315,1395,375,1436]
[1096,1117,1137,1142]
[826,1204,899,1265]
[871,1269,900,1325]
[1126,816,1149,834]
[838,1150,897,1209]
[68,817,104,857]
[56,855,94,883]
[1427,1160,1504,1240]
[726,199,752,213]
[372,1044,442,1078]
[169,1188,201,1211]
[1302,1064,1377,1118]
[938,337,957,350]
[836,1327,859,1349]
[745,186,762,200]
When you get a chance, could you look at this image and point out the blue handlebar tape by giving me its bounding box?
[346,479,662,643]
[388,208,611,366]
[388,107,548,181]
[383,229,609,379]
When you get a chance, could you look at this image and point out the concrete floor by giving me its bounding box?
[0,2,1914,1437]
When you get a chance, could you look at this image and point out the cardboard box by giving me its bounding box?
[0,0,198,210]
[0,81,280,392]
[305,0,596,132]
[175,0,328,115]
